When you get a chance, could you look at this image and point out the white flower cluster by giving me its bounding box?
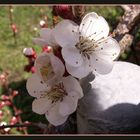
[26,12,120,126]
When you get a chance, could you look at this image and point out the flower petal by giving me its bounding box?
[40,28,52,40]
[26,73,49,98]
[45,103,68,126]
[90,54,113,74]
[62,76,83,98]
[40,28,57,46]
[35,53,51,81]
[35,52,65,86]
[80,12,109,41]
[65,60,92,79]
[32,97,53,115]
[33,38,47,46]
[59,93,78,116]
[48,52,65,79]
[53,20,79,48]
[95,37,120,60]
[79,12,98,36]
[23,48,34,56]
[62,47,83,67]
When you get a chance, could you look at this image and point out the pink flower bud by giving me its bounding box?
[5,101,12,106]
[12,90,19,97]
[24,121,31,125]
[42,46,52,53]
[0,110,3,116]
[31,66,35,73]
[39,20,46,28]
[23,48,36,58]
[11,24,18,33]
[10,116,18,125]
[1,95,10,100]
[53,5,74,20]
[0,101,6,109]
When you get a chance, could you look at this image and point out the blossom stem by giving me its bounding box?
[8,6,17,45]
[72,6,86,25]
[0,123,33,129]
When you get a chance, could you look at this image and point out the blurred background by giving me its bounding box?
[0,5,140,134]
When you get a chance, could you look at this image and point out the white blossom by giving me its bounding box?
[33,28,57,47]
[53,12,120,79]
[35,52,65,86]
[26,74,83,126]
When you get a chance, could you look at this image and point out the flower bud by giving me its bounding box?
[0,110,3,120]
[0,101,6,109]
[5,101,12,106]
[53,5,74,20]
[23,48,36,58]
[1,95,10,100]
[12,90,19,97]
[42,46,52,53]
[39,20,46,28]
[31,66,35,73]
[10,116,18,125]
[11,24,18,33]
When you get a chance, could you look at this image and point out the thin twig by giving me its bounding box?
[0,123,33,129]
[8,5,17,45]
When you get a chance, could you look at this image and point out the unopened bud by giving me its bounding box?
[5,101,12,106]
[23,48,35,56]
[0,110,3,117]
[31,66,35,73]
[53,5,74,20]
[39,20,46,28]
[1,95,10,100]
[11,24,18,33]
[12,90,19,97]
[0,101,6,109]
[10,116,18,125]
[42,46,52,53]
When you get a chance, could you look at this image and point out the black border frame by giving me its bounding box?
[0,0,140,139]
[0,0,140,4]
[1,135,140,140]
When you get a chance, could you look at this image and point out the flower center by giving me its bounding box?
[40,63,55,80]
[75,36,98,59]
[47,82,68,103]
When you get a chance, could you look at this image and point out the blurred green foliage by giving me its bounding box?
[0,6,124,82]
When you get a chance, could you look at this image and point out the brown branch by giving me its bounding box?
[120,5,131,12]
[0,122,48,130]
[0,123,32,129]
[113,5,140,53]
[72,6,86,25]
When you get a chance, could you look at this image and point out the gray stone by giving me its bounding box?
[77,61,140,134]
